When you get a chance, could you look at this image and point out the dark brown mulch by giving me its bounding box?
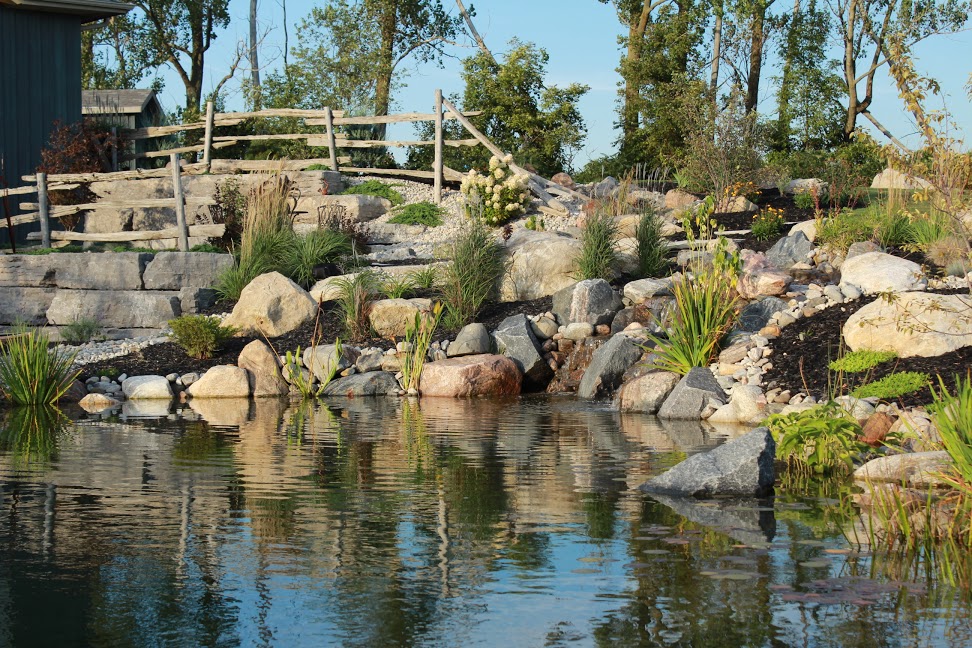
[81,296,553,381]
[762,292,972,409]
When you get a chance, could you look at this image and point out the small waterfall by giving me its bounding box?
[546,337,607,394]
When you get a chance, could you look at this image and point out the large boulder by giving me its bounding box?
[309,272,358,303]
[47,290,181,327]
[0,287,57,325]
[552,279,623,326]
[786,178,827,196]
[616,370,680,413]
[238,339,289,397]
[499,230,583,302]
[419,354,522,397]
[853,451,952,487]
[369,298,433,338]
[658,367,727,420]
[222,272,317,337]
[187,365,251,398]
[707,385,769,425]
[303,344,360,382]
[623,277,673,305]
[766,232,813,270]
[843,291,972,357]
[0,252,148,290]
[577,334,644,399]
[870,168,931,190]
[122,375,173,400]
[322,371,400,397]
[737,252,791,300]
[640,427,776,497]
[447,322,492,357]
[293,194,390,225]
[737,297,788,332]
[838,252,926,295]
[493,314,552,388]
[664,189,698,211]
[143,252,234,290]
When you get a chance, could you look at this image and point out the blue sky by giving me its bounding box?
[149,0,972,168]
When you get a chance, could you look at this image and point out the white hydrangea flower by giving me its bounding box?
[503,154,513,164]
[489,156,500,170]
[494,168,504,180]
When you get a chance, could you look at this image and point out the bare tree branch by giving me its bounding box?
[455,0,495,64]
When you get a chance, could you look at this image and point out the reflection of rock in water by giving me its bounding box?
[658,418,712,453]
[647,493,776,545]
[122,399,173,420]
[188,397,252,427]
[546,337,605,394]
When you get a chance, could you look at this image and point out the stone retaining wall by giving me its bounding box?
[0,252,233,329]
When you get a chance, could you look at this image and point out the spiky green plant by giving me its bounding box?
[645,271,738,375]
[0,328,80,405]
[333,271,380,340]
[400,302,443,392]
[635,209,668,278]
[380,274,417,299]
[577,208,620,280]
[283,229,353,289]
[440,220,505,329]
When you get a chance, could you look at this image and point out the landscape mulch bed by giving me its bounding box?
[762,291,972,409]
[80,296,552,381]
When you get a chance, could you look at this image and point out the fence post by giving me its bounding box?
[202,101,215,168]
[111,127,119,171]
[37,172,51,249]
[433,89,443,205]
[324,107,339,172]
[170,154,189,252]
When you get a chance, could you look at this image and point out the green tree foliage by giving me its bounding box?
[82,15,160,91]
[408,41,589,176]
[771,0,844,150]
[120,0,233,116]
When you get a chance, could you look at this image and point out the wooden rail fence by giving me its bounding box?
[3,89,583,250]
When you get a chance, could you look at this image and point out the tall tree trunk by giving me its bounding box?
[622,19,643,142]
[709,9,722,103]
[775,0,801,148]
[374,2,398,141]
[281,0,288,70]
[250,0,261,109]
[842,0,859,140]
[745,0,767,113]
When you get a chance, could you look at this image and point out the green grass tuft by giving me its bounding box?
[852,372,929,400]
[342,180,405,206]
[0,327,80,405]
[388,201,444,226]
[829,349,898,373]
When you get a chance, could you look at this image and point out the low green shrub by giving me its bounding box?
[190,243,224,253]
[635,210,668,278]
[828,349,898,373]
[168,315,236,360]
[767,402,867,475]
[0,327,80,405]
[441,220,505,329]
[751,206,785,241]
[852,372,929,400]
[577,209,620,280]
[60,318,102,345]
[283,229,353,289]
[388,202,444,226]
[646,271,738,375]
[793,192,816,210]
[342,179,404,206]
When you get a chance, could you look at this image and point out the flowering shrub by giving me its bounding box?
[460,155,530,225]
[751,206,785,240]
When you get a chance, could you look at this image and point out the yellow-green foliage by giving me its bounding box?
[829,349,897,373]
[168,316,236,360]
[767,402,866,475]
[852,372,929,400]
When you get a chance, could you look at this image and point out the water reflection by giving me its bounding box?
[0,397,968,647]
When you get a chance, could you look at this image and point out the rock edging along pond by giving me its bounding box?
[0,252,232,329]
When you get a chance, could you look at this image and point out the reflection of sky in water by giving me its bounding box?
[0,397,969,647]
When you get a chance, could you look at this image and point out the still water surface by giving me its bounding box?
[0,396,969,647]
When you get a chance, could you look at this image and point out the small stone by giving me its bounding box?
[180,372,200,386]
[165,373,179,383]
[564,322,594,341]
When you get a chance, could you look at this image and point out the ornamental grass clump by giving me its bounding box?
[333,271,380,340]
[283,228,353,289]
[441,219,505,329]
[460,155,530,226]
[635,208,668,278]
[0,327,80,405]
[646,270,738,375]
[400,302,443,393]
[577,208,620,280]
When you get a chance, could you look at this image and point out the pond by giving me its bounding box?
[0,397,969,647]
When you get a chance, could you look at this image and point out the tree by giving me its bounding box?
[250,0,261,109]
[826,0,968,145]
[130,0,235,115]
[81,15,158,91]
[771,0,845,150]
[407,40,589,176]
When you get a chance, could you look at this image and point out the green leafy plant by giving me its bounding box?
[577,208,620,280]
[23,245,84,255]
[524,214,545,231]
[852,371,929,400]
[388,202,444,226]
[441,220,505,329]
[283,229,353,289]
[380,274,417,299]
[645,271,738,375]
[342,179,404,206]
[409,265,438,290]
[60,318,102,345]
[793,192,816,210]
[0,327,80,405]
[751,207,785,241]
[459,155,530,226]
[767,402,867,475]
[189,243,224,253]
[829,349,898,373]
[635,209,668,278]
[167,315,236,360]
[400,302,443,393]
[333,271,380,340]
[931,373,972,488]
[284,340,342,398]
